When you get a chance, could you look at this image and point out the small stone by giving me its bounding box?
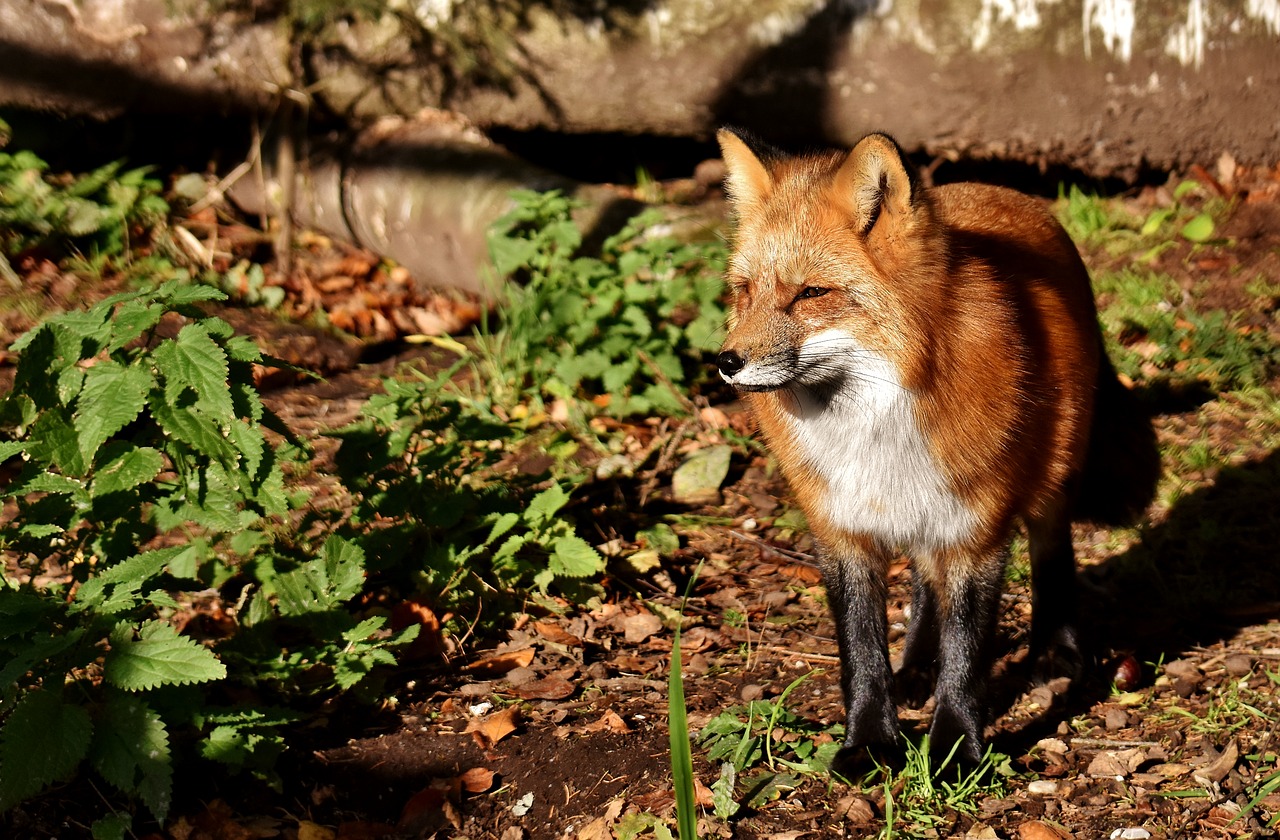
[1163,659,1202,681]
[1026,779,1060,796]
[1224,654,1253,677]
[1108,829,1151,840]
[740,683,765,702]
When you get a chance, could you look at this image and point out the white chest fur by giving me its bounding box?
[783,330,978,553]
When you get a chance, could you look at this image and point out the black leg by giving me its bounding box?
[1027,513,1083,682]
[823,555,898,757]
[929,556,1005,765]
[897,570,941,708]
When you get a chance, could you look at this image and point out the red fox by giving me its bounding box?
[715,130,1158,764]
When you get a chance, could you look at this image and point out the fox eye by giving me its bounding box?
[794,287,830,302]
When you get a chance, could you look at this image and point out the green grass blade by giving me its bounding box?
[669,625,697,840]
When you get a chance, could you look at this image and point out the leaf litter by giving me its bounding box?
[3,160,1280,840]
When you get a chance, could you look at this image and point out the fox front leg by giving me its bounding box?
[822,552,899,762]
[927,555,1006,765]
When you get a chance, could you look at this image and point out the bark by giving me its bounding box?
[2,0,1277,178]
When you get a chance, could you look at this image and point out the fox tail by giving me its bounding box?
[1072,350,1162,527]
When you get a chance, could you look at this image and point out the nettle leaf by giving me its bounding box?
[75,362,151,464]
[149,394,235,463]
[273,537,366,616]
[104,620,227,691]
[0,689,93,809]
[0,440,24,464]
[152,324,233,421]
[91,445,164,498]
[25,405,86,476]
[525,484,570,528]
[549,534,604,579]
[89,695,172,822]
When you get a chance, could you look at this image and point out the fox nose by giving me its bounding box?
[716,350,746,377]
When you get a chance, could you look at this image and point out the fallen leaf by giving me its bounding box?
[465,647,536,676]
[398,786,447,828]
[531,620,582,647]
[1086,750,1134,779]
[459,767,496,794]
[695,777,715,807]
[585,709,630,733]
[298,820,336,840]
[514,677,575,701]
[466,705,522,748]
[622,611,664,644]
[671,444,732,504]
[1018,821,1073,840]
[835,795,875,824]
[389,600,445,660]
[1193,739,1239,785]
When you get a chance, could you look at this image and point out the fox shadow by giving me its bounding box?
[992,445,1280,752]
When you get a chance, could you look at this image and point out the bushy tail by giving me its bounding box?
[1072,352,1161,526]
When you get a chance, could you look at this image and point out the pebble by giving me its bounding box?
[1105,707,1130,731]
[1224,654,1254,676]
[1026,779,1059,795]
[1109,829,1151,840]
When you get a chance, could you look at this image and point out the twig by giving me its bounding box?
[759,645,841,664]
[726,529,819,565]
[1068,737,1163,749]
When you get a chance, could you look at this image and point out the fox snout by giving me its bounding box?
[715,349,746,378]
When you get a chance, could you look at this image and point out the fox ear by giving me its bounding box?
[835,133,917,235]
[717,128,773,212]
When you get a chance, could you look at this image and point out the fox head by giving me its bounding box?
[714,130,944,396]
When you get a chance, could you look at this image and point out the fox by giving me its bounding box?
[714,129,1159,765]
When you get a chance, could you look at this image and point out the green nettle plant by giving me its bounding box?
[330,363,607,623]
[482,189,727,417]
[0,282,415,833]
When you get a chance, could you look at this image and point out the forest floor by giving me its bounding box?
[3,150,1280,840]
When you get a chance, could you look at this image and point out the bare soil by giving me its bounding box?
[3,161,1280,840]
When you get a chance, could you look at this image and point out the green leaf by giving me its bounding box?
[0,689,92,809]
[525,484,570,527]
[1180,213,1215,243]
[104,620,227,691]
[152,323,233,421]
[89,695,172,821]
[75,361,151,464]
[91,446,163,498]
[549,534,604,579]
[0,440,25,465]
[25,405,86,476]
[91,814,131,840]
[273,537,366,616]
[149,394,235,463]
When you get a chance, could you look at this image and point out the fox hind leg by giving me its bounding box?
[897,570,941,708]
[1026,510,1084,682]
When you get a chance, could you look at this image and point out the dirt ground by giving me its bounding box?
[3,156,1280,840]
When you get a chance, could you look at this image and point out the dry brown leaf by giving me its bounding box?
[623,611,664,644]
[465,647,536,676]
[298,820,336,840]
[694,778,715,808]
[389,600,445,661]
[1017,820,1073,840]
[465,705,522,748]
[585,709,630,734]
[514,677,576,701]
[459,767,496,794]
[532,620,583,647]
